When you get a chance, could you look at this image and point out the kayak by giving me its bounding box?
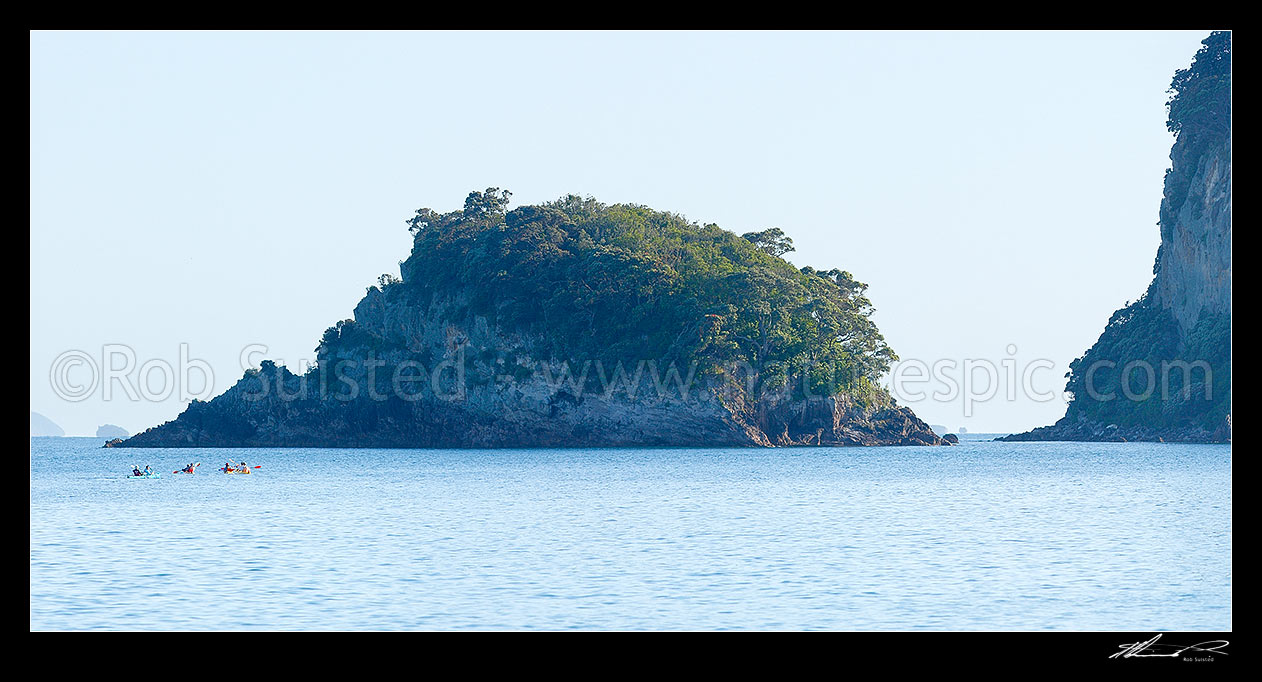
[219,467,252,475]
[127,472,161,479]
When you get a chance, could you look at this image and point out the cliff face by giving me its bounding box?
[121,194,944,450]
[1004,32,1231,444]
[1152,134,1231,333]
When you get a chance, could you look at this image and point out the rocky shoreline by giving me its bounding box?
[998,415,1230,444]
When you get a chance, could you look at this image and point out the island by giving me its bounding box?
[118,192,945,448]
[1004,32,1231,444]
[96,424,129,439]
[30,412,64,437]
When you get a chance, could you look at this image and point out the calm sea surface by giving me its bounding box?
[30,436,1231,631]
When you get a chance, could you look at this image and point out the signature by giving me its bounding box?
[1110,634,1230,659]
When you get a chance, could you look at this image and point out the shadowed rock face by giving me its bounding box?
[118,389,941,449]
[120,299,944,449]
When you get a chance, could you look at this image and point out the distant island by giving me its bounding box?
[119,193,944,448]
[1004,32,1231,444]
[96,424,129,439]
[30,412,64,437]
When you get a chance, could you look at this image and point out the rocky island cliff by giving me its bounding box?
[1004,32,1231,443]
[120,192,944,448]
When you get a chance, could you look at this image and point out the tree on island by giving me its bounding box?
[741,227,795,258]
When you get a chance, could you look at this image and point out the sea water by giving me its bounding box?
[30,436,1231,630]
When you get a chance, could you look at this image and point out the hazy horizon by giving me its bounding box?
[31,30,1214,436]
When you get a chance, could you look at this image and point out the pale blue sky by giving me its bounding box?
[30,30,1212,435]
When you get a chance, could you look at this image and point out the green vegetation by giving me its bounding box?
[1063,296,1229,430]
[324,188,896,400]
[1166,31,1230,142]
[1160,30,1231,238]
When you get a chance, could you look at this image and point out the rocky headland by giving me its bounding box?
[1003,32,1231,444]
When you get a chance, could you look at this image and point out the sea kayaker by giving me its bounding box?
[144,465,153,476]
[238,461,249,473]
[132,465,142,476]
[182,462,199,474]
